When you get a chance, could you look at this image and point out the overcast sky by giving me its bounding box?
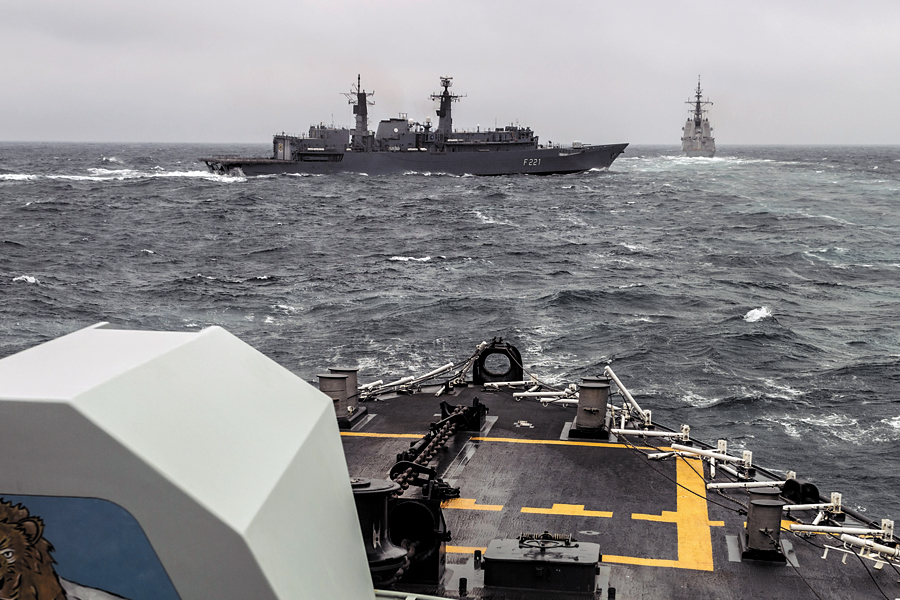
[3,0,899,145]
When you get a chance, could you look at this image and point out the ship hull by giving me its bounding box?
[683,148,716,158]
[203,143,628,176]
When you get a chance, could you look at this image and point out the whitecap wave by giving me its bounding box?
[680,390,719,408]
[0,174,38,181]
[36,169,246,183]
[272,304,299,313]
[390,256,432,262]
[474,210,516,226]
[743,306,772,322]
[12,275,39,284]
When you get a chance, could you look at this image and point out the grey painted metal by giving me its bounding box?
[746,499,785,552]
[318,372,349,410]
[681,77,716,157]
[0,323,376,600]
[200,76,627,176]
[573,381,609,430]
[748,486,782,502]
[329,367,360,414]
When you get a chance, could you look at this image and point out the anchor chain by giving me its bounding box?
[391,406,464,496]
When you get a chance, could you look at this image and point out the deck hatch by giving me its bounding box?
[483,536,600,593]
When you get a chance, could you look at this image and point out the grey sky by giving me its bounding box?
[3,0,899,145]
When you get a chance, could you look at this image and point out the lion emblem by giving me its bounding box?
[0,500,129,600]
[0,499,65,600]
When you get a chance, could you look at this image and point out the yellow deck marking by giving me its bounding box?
[605,457,715,571]
[346,432,717,570]
[470,436,655,451]
[521,503,613,518]
[340,432,423,439]
[342,432,656,450]
[442,498,504,511]
[447,545,487,554]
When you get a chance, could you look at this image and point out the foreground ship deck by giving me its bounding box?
[337,341,900,600]
[2,327,897,600]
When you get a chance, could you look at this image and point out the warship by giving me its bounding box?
[681,78,716,157]
[2,325,899,600]
[200,76,628,176]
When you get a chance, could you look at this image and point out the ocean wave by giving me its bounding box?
[12,275,40,284]
[390,256,432,262]
[272,304,299,314]
[769,412,900,446]
[23,170,248,183]
[743,306,772,322]
[680,390,719,408]
[473,210,516,226]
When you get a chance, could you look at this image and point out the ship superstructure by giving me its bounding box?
[201,76,627,176]
[681,77,716,157]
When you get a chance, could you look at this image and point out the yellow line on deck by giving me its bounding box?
[470,436,655,450]
[340,432,424,439]
[447,545,487,554]
[603,555,682,568]
[341,432,658,450]
[442,498,504,511]
[521,503,613,518]
[625,457,715,571]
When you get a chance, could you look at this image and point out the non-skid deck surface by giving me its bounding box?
[341,386,899,599]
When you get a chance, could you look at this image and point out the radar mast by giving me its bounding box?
[688,76,712,127]
[430,76,465,135]
[343,74,374,150]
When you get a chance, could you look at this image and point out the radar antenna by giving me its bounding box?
[687,75,713,127]
[343,74,375,150]
[430,76,465,135]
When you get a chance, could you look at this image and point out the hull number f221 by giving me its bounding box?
[523,158,541,166]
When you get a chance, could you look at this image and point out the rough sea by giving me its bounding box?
[2,143,898,518]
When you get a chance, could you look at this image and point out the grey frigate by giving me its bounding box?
[681,77,716,157]
[201,76,628,176]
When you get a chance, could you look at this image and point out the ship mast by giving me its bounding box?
[688,76,712,127]
[343,74,374,150]
[430,76,464,135]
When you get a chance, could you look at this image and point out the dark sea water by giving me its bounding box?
[2,142,899,517]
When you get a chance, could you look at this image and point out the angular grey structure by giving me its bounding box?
[0,323,375,600]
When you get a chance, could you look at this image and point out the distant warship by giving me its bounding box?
[201,76,628,176]
[681,77,716,157]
